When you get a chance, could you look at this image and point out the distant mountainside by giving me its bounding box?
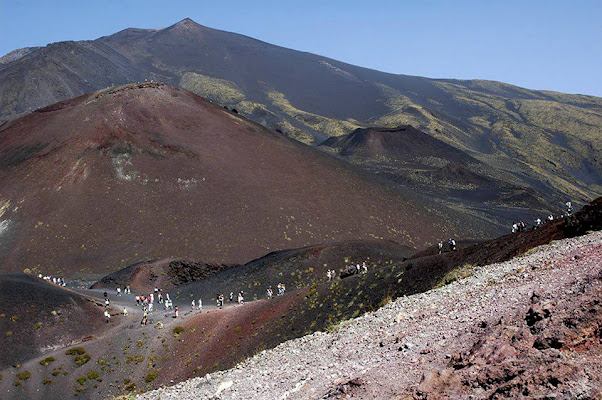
[320,126,554,226]
[0,18,600,208]
[0,83,492,277]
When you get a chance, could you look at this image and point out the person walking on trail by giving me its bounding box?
[566,201,574,216]
[105,298,110,307]
[116,287,121,296]
[362,262,368,274]
[135,295,140,305]
[174,306,179,318]
[535,218,542,229]
[191,299,196,310]
[198,299,202,312]
[448,238,457,251]
[104,310,111,323]
[141,310,148,326]
[219,294,225,308]
[123,307,128,316]
[327,270,332,281]
[238,291,244,305]
[148,302,153,313]
[267,287,273,299]
[438,240,444,254]
[229,292,234,302]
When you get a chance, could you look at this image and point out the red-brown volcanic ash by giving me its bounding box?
[0,83,496,278]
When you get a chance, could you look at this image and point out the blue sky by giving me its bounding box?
[1,0,601,96]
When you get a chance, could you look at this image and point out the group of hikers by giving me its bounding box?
[342,262,369,277]
[38,274,66,286]
[104,197,581,325]
[214,291,246,307]
[438,238,457,254]
[511,201,575,233]
[265,283,287,299]
[115,286,131,295]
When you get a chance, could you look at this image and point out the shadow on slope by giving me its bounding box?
[320,125,556,226]
[0,274,114,369]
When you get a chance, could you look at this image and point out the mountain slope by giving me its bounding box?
[1,18,600,206]
[320,126,554,225]
[0,83,492,278]
[0,274,113,368]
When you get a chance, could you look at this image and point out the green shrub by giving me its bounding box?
[43,378,52,385]
[172,326,184,337]
[87,370,99,380]
[75,354,91,366]
[39,357,55,366]
[145,369,158,383]
[76,376,86,385]
[66,347,86,356]
[16,371,31,380]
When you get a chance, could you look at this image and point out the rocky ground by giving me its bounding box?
[140,230,602,399]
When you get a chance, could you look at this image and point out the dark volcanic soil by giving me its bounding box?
[0,83,497,278]
[0,199,599,399]
[90,259,234,293]
[319,125,555,225]
[0,274,116,368]
[172,239,415,302]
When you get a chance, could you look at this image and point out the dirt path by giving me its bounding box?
[139,231,602,399]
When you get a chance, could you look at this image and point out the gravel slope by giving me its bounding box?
[140,231,602,399]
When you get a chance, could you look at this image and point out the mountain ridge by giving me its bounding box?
[1,18,600,220]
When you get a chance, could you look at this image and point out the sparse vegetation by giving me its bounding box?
[75,354,91,366]
[125,355,144,364]
[173,326,184,337]
[145,369,158,383]
[16,370,31,380]
[66,347,86,356]
[87,370,99,380]
[435,264,475,288]
[39,356,55,366]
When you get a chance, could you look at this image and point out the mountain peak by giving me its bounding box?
[173,17,200,28]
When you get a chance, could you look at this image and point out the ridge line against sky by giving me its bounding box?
[1,0,601,97]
